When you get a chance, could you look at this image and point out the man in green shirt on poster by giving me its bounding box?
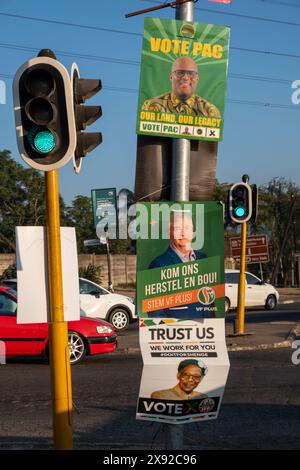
[142,56,220,117]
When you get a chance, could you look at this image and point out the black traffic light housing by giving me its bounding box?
[227,182,253,224]
[13,50,76,171]
[250,184,258,224]
[71,63,102,173]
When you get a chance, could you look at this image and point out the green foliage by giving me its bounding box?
[79,264,102,284]
[109,238,132,254]
[214,177,300,286]
[66,195,95,253]
[2,149,298,286]
[0,150,68,252]
[0,263,16,280]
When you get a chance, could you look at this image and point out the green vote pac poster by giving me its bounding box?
[136,201,225,319]
[136,18,230,142]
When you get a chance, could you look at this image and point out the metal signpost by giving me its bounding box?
[91,188,117,292]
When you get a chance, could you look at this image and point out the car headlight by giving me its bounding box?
[126,297,134,304]
[96,325,113,334]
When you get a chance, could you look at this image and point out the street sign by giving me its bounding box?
[230,234,269,264]
[91,188,117,235]
[83,239,101,247]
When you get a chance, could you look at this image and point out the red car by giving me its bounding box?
[0,286,117,364]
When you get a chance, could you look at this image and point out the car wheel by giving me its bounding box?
[265,295,277,310]
[109,308,130,331]
[225,297,230,313]
[68,331,86,364]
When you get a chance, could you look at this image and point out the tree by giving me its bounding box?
[214,177,300,285]
[0,150,68,252]
[66,195,95,252]
[258,178,300,286]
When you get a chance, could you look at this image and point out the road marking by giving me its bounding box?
[270,321,295,325]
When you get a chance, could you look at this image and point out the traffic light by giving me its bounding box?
[13,50,76,171]
[71,63,102,173]
[228,182,252,224]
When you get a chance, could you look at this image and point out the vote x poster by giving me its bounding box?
[136,201,230,424]
[137,319,229,424]
[136,18,230,142]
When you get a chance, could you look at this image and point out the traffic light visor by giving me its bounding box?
[25,68,55,96]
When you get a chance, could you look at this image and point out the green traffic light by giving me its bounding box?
[33,129,56,154]
[234,206,246,217]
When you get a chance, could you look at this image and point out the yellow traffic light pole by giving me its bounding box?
[237,221,247,334]
[45,170,73,450]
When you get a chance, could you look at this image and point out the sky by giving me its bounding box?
[0,0,299,205]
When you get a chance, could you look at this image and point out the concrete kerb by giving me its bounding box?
[226,323,300,352]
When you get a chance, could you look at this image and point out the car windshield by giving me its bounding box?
[79,279,102,295]
[225,273,239,284]
[1,280,17,291]
[246,273,261,285]
[0,292,17,315]
[6,288,17,296]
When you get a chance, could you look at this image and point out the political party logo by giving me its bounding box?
[179,23,196,39]
[198,286,216,305]
[198,398,215,413]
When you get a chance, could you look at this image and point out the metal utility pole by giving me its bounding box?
[171,1,194,202]
[165,0,194,450]
[106,237,114,292]
[126,0,196,450]
[236,221,247,334]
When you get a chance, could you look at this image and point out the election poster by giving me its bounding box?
[136,201,225,320]
[136,201,230,424]
[91,188,117,233]
[137,319,229,424]
[136,18,230,141]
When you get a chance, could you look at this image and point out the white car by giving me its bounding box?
[225,269,279,313]
[79,278,136,331]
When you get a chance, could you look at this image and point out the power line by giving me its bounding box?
[227,98,298,110]
[0,42,140,66]
[0,42,295,86]
[0,65,293,88]
[232,45,300,60]
[230,73,290,85]
[0,71,294,110]
[145,0,300,27]
[104,86,299,110]
[0,11,141,36]
[0,14,299,62]
[257,0,300,8]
